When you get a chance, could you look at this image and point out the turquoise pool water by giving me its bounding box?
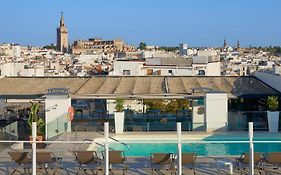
[99,139,281,157]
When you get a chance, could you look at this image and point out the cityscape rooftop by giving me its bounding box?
[0,1,281,175]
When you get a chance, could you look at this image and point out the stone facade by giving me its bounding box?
[72,38,135,54]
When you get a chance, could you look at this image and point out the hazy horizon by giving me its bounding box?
[1,0,281,48]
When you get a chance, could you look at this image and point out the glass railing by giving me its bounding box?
[46,113,70,140]
[46,111,281,133]
[125,112,194,131]
[228,111,281,131]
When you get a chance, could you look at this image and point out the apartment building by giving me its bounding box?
[111,50,221,76]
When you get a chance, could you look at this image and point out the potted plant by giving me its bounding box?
[266,96,279,133]
[114,98,125,134]
[27,102,45,141]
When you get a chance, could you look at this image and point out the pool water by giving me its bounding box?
[99,141,281,157]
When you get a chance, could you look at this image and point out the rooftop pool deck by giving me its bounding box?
[0,131,281,174]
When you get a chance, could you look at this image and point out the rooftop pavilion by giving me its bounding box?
[0,76,279,99]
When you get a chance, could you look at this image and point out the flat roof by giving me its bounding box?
[0,76,279,99]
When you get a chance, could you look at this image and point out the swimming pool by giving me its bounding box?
[97,139,281,157]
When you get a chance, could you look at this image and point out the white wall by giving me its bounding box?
[112,60,144,75]
[204,93,228,131]
[0,63,25,77]
[23,67,44,77]
[75,54,101,65]
[206,62,221,76]
[12,45,21,58]
[197,50,217,56]
[192,100,205,131]
[107,99,115,114]
[143,66,193,76]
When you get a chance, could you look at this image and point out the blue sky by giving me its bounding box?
[1,0,280,47]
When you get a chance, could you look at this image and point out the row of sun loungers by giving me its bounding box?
[8,151,62,175]
[7,150,281,175]
[236,152,281,174]
[8,150,191,175]
[8,150,127,175]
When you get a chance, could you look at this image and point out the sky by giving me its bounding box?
[0,0,281,47]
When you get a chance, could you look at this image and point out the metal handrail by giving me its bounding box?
[108,137,130,151]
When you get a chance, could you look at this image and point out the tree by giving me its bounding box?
[164,100,179,114]
[143,99,190,114]
[143,99,164,111]
[139,42,147,50]
[43,44,56,50]
[176,99,190,110]
[159,46,179,52]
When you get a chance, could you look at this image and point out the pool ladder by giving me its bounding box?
[87,137,130,152]
[108,136,130,151]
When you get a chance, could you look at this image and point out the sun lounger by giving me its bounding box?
[181,153,197,174]
[150,153,174,174]
[261,152,281,172]
[73,150,101,175]
[8,151,32,175]
[36,152,62,175]
[108,150,127,174]
[236,152,263,174]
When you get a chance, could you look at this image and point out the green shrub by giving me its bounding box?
[27,102,45,135]
[115,98,124,112]
[267,96,279,111]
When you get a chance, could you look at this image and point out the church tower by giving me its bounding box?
[237,40,240,50]
[223,38,227,49]
[57,12,68,53]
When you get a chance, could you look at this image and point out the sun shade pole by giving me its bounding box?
[32,122,37,175]
[177,122,182,175]
[249,122,254,175]
[104,122,109,175]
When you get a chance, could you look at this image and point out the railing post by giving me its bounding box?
[249,122,254,175]
[104,122,109,175]
[45,122,48,141]
[32,122,37,175]
[177,122,182,175]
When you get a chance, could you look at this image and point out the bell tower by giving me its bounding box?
[57,12,68,53]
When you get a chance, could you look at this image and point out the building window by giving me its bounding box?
[147,69,153,75]
[155,70,161,75]
[168,70,173,74]
[198,99,204,105]
[198,70,205,76]
[123,70,130,75]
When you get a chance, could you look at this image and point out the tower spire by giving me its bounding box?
[223,38,227,49]
[60,11,65,27]
[237,40,240,50]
